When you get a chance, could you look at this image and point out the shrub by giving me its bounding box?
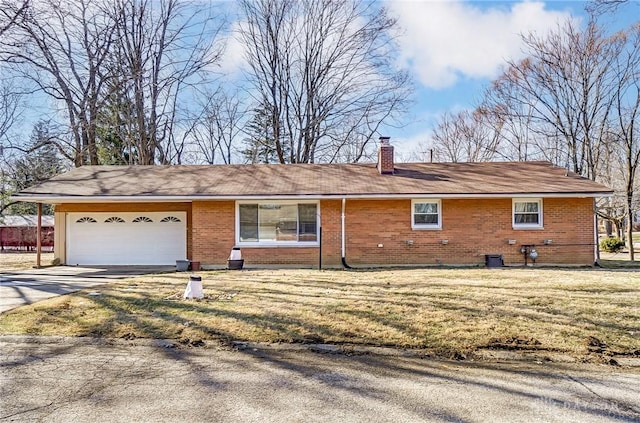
[600,237,625,253]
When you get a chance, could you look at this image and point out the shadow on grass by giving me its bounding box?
[3,268,640,422]
[13,267,637,358]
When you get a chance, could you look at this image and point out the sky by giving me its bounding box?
[7,0,638,163]
[219,0,640,160]
[386,0,579,158]
[383,0,638,159]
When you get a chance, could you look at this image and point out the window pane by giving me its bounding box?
[515,202,538,213]
[514,201,540,226]
[414,214,439,225]
[515,213,539,224]
[298,204,317,242]
[239,204,259,241]
[415,202,437,214]
[259,204,297,241]
[239,202,320,243]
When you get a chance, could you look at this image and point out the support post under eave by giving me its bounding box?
[36,203,42,268]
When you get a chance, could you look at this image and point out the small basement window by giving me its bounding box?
[513,198,543,229]
[412,199,441,230]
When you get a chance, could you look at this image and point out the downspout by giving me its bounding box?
[318,211,322,271]
[341,197,352,269]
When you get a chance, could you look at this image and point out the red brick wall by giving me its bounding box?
[191,200,343,266]
[344,198,594,266]
[58,198,596,267]
[192,201,235,264]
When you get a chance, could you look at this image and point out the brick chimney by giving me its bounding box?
[377,136,394,174]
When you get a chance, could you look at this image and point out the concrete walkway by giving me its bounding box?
[0,266,172,313]
[1,336,639,422]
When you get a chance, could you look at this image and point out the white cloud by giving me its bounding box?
[388,0,574,89]
[217,21,247,78]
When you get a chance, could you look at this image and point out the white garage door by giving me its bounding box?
[67,212,187,265]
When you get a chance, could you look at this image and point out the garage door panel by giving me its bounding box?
[67,212,186,265]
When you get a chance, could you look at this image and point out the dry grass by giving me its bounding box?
[0,252,55,271]
[1,267,638,359]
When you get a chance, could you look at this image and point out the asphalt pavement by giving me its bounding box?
[0,266,173,313]
[1,336,639,422]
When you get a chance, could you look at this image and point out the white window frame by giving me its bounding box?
[512,198,543,229]
[411,199,442,230]
[235,200,320,247]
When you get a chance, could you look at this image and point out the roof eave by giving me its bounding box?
[12,191,614,204]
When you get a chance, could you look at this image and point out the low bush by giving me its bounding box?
[600,237,625,253]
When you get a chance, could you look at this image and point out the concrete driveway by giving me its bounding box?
[1,336,639,422]
[0,266,172,313]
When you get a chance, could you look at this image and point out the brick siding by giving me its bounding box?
[190,197,595,267]
[53,198,596,267]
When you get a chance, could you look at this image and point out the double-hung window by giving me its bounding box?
[412,199,441,230]
[512,198,543,229]
[237,201,318,245]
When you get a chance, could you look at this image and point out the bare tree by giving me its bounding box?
[0,1,28,151]
[479,17,639,259]
[430,109,501,163]
[0,79,22,152]
[186,88,244,164]
[608,23,640,260]
[0,0,115,166]
[104,0,224,165]
[587,0,636,15]
[492,20,625,180]
[239,0,411,164]
[483,82,546,162]
[0,0,29,38]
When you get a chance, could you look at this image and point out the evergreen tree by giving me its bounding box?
[5,121,66,215]
[242,106,288,164]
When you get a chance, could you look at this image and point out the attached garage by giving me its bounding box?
[66,212,187,265]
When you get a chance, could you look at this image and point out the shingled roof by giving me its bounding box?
[14,161,612,202]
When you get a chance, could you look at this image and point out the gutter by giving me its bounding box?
[12,191,615,204]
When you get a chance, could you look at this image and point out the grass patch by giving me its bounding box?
[0,252,55,271]
[1,268,639,359]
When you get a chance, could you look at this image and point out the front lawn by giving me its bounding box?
[1,268,638,360]
[0,252,55,271]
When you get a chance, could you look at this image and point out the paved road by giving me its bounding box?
[0,266,173,313]
[1,336,639,423]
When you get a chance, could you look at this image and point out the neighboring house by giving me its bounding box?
[0,215,54,252]
[13,139,612,267]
